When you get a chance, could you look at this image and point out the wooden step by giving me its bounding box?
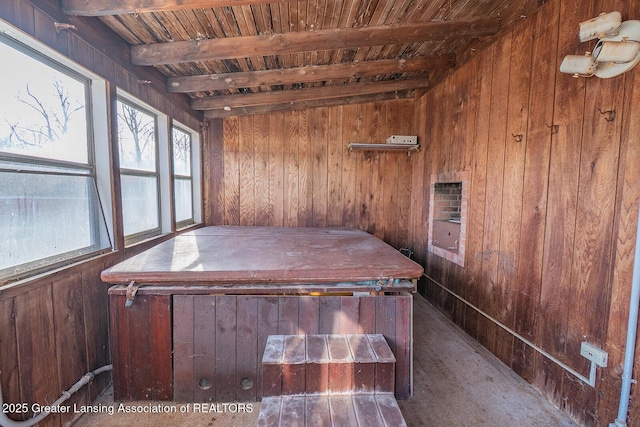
[257,393,407,427]
[262,334,395,396]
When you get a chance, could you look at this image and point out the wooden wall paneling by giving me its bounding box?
[239,116,256,225]
[448,71,469,330]
[173,295,195,402]
[326,106,344,227]
[339,297,360,334]
[204,119,225,225]
[34,7,68,56]
[311,107,329,228]
[298,109,313,226]
[126,295,156,400]
[495,16,533,369]
[357,296,377,335]
[409,94,429,267]
[482,35,511,362]
[254,114,271,225]
[268,112,286,227]
[367,103,385,239]
[394,296,412,398]
[0,297,22,421]
[382,103,401,248]
[462,53,491,342]
[52,272,88,425]
[223,117,241,225]
[109,295,127,400]
[285,111,301,227]
[511,0,559,383]
[469,42,497,355]
[563,4,625,423]
[149,295,172,400]
[298,297,320,335]
[278,296,300,335]
[354,104,374,234]
[256,297,279,396]
[193,295,216,402]
[601,51,640,426]
[340,104,359,227]
[535,0,586,410]
[318,296,342,334]
[15,286,60,426]
[82,262,114,401]
[215,295,238,402]
[394,100,414,250]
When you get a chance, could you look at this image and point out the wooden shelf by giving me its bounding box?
[347,143,420,155]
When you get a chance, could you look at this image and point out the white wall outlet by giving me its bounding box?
[580,341,608,367]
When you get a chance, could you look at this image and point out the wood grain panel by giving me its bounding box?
[511,1,558,383]
[170,294,412,401]
[413,0,640,424]
[52,273,88,424]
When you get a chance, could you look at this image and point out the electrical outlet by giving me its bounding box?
[580,342,608,367]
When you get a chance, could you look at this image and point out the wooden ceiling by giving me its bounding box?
[61,0,546,118]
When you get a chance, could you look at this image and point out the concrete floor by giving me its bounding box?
[73,293,577,427]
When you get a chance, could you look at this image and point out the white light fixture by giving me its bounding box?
[560,12,640,79]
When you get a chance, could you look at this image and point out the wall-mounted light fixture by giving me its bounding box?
[560,12,640,78]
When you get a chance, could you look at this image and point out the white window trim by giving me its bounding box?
[116,89,171,245]
[0,19,114,285]
[172,120,202,228]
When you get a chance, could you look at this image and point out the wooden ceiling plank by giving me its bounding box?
[62,0,302,16]
[203,89,416,118]
[191,77,429,109]
[168,55,454,92]
[131,18,500,65]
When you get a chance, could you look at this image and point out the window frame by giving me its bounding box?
[171,122,200,230]
[116,88,173,247]
[0,22,113,286]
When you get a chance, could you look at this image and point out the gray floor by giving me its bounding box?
[73,293,577,426]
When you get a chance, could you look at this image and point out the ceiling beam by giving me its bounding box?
[168,56,455,92]
[191,77,429,110]
[61,0,299,16]
[132,18,500,66]
[203,90,416,119]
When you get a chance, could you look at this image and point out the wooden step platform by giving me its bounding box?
[262,333,396,396]
[259,334,406,426]
[258,393,407,427]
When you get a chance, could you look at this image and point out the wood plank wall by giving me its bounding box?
[410,0,640,425]
[0,1,201,426]
[205,100,416,250]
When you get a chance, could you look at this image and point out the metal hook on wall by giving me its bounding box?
[599,108,616,122]
[512,133,524,143]
[546,123,560,134]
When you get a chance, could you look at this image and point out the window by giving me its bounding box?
[0,28,112,284]
[172,124,199,229]
[117,96,163,244]
[428,172,468,267]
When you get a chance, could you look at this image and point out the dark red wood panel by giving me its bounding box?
[193,295,216,402]
[236,296,259,401]
[173,295,195,401]
[112,293,412,402]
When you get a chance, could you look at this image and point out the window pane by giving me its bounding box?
[0,40,89,164]
[121,174,159,236]
[0,171,110,276]
[174,178,193,223]
[172,127,191,176]
[117,101,157,172]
